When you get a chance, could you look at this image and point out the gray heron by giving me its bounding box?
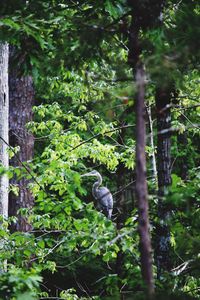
[81,170,113,219]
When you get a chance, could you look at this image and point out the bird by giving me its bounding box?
[81,170,113,219]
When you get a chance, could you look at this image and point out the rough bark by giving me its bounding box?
[0,42,9,219]
[9,53,34,231]
[155,87,172,277]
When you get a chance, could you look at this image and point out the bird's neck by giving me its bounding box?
[92,176,102,198]
[92,182,98,198]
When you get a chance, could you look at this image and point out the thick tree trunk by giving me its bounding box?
[0,42,9,219]
[155,87,172,277]
[9,57,34,231]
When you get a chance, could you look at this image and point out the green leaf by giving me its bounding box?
[105,0,119,19]
[24,250,32,257]
[38,240,45,249]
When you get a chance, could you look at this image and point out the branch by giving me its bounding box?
[31,239,65,262]
[113,180,136,197]
[146,124,200,139]
[108,230,134,245]
[0,135,46,193]
[70,124,134,151]
[171,259,193,275]
[175,95,200,102]
[158,103,200,114]
[56,255,84,269]
[179,112,200,129]
[80,11,131,33]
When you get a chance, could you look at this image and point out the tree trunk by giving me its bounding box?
[0,42,9,219]
[155,87,172,277]
[128,6,154,295]
[135,62,154,296]
[177,129,188,180]
[176,111,188,181]
[116,162,126,297]
[9,53,34,232]
[147,106,158,185]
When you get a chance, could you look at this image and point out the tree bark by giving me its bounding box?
[155,87,172,277]
[9,52,34,231]
[135,62,154,296]
[128,10,154,294]
[0,42,9,219]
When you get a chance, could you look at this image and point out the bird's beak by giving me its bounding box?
[81,172,93,177]
[81,173,92,177]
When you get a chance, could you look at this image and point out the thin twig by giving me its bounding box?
[31,239,64,262]
[70,124,135,151]
[179,112,200,129]
[56,255,84,269]
[113,180,136,197]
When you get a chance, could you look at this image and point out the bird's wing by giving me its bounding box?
[97,187,113,209]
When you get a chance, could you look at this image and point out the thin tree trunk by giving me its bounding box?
[128,11,154,294]
[9,50,34,232]
[171,87,188,180]
[177,129,188,180]
[155,87,172,278]
[135,62,154,296]
[147,106,158,185]
[116,162,126,297]
[176,112,188,181]
[0,42,9,219]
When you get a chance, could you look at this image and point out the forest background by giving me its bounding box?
[0,0,199,299]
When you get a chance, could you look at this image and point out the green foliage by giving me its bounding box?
[0,0,200,299]
[0,266,42,300]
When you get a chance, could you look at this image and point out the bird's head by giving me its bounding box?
[81,170,100,178]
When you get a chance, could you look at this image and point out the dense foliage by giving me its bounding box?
[0,0,199,299]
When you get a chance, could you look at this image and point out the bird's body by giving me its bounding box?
[81,170,113,219]
[92,185,113,219]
